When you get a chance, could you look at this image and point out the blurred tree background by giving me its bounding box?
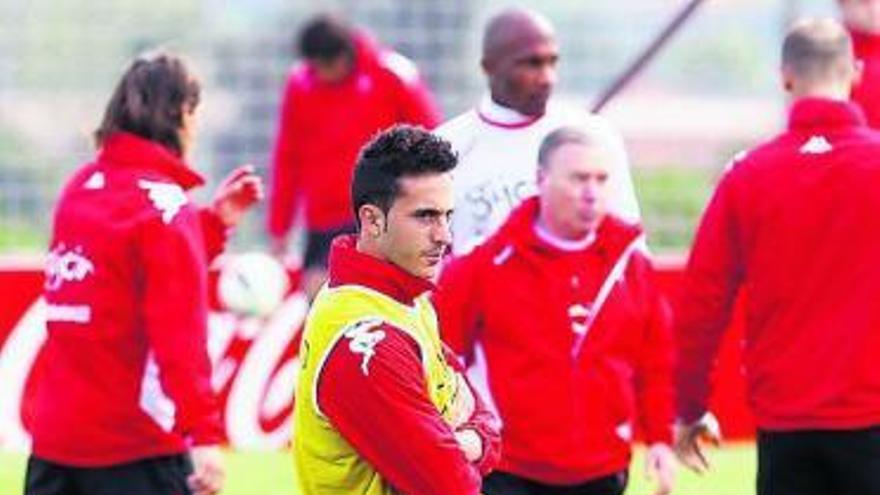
[0,0,835,256]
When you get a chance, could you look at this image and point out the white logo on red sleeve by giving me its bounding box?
[83,171,105,190]
[139,353,176,432]
[379,51,419,85]
[723,149,749,173]
[342,318,386,376]
[45,244,94,291]
[44,244,95,323]
[138,180,188,224]
[800,135,833,155]
[615,421,633,441]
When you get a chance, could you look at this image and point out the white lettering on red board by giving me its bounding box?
[0,292,308,451]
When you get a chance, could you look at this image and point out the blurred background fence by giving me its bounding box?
[0,0,835,255]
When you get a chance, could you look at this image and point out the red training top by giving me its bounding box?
[268,34,440,236]
[33,132,225,466]
[436,198,674,485]
[677,98,880,431]
[316,236,500,495]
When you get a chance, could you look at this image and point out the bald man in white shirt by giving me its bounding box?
[436,7,641,255]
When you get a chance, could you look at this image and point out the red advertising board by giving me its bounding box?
[0,262,754,451]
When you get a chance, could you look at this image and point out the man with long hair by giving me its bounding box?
[26,52,262,495]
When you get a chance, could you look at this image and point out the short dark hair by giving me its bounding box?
[94,52,200,155]
[782,18,854,83]
[298,15,355,61]
[351,125,457,229]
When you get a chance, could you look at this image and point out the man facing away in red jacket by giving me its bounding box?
[267,14,440,299]
[28,52,262,495]
[436,125,676,495]
[675,18,880,495]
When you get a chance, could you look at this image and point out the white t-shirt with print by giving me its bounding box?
[436,96,641,255]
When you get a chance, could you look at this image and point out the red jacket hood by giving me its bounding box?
[327,234,435,305]
[98,132,205,190]
[485,196,643,262]
[351,32,381,71]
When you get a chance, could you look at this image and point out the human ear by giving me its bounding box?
[359,205,385,237]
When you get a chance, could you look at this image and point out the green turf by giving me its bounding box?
[1,443,755,494]
[0,452,26,494]
[0,222,45,253]
[631,166,718,255]
[627,443,755,495]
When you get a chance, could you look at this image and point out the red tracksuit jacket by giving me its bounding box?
[435,198,674,485]
[850,26,880,129]
[32,132,225,466]
[268,34,440,236]
[677,98,880,431]
[316,236,500,494]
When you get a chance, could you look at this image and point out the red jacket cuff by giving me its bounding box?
[644,423,674,446]
[199,207,229,262]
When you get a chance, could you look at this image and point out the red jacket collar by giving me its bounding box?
[477,95,542,129]
[849,26,880,59]
[351,32,380,71]
[493,197,642,258]
[787,97,867,132]
[98,132,204,190]
[327,234,435,306]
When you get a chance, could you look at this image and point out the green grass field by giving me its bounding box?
[1,443,755,494]
[632,166,716,255]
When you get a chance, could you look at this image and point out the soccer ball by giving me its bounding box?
[218,252,290,317]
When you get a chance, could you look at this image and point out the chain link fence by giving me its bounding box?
[0,0,834,254]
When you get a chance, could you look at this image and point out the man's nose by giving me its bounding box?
[582,181,601,202]
[433,216,452,246]
[538,63,557,89]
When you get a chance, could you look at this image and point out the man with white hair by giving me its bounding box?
[436,125,675,495]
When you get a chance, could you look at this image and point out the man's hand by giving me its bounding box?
[454,428,483,463]
[447,372,476,429]
[188,445,225,495]
[447,372,483,462]
[645,442,676,495]
[674,412,722,474]
[211,165,263,228]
